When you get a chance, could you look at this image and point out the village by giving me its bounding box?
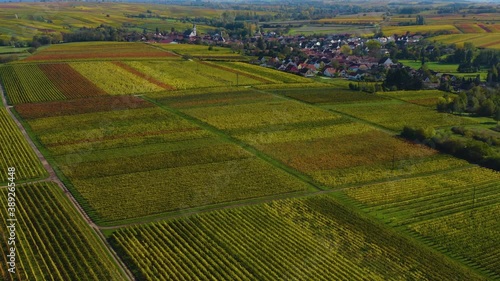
[144,24,472,91]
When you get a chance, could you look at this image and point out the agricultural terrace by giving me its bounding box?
[344,167,500,279]
[110,196,484,281]
[23,42,177,62]
[161,88,470,188]
[0,108,46,183]
[17,97,311,224]
[0,182,125,280]
[326,99,477,131]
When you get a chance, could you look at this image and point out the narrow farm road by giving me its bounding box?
[0,84,135,281]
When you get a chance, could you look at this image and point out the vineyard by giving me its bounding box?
[38,63,107,99]
[17,97,311,223]
[380,89,451,107]
[382,24,460,36]
[268,87,387,104]
[0,108,46,183]
[166,90,462,189]
[327,100,476,131]
[15,96,153,119]
[0,36,497,280]
[343,167,500,279]
[0,182,125,280]
[430,34,500,49]
[23,42,178,62]
[0,65,66,104]
[70,62,164,95]
[110,195,484,280]
[152,43,246,60]
[121,60,265,90]
[216,62,313,84]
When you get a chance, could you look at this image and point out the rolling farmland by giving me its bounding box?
[0,38,498,281]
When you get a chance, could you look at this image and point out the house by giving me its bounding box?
[323,67,337,77]
[300,68,315,77]
[379,57,394,68]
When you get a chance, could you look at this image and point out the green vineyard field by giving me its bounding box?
[344,167,500,279]
[0,108,46,183]
[110,196,485,280]
[0,182,125,280]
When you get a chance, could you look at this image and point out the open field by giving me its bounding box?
[0,182,125,280]
[399,60,488,80]
[343,167,500,279]
[110,195,484,281]
[0,107,46,183]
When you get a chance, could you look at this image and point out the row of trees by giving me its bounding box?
[437,86,500,117]
[401,126,500,171]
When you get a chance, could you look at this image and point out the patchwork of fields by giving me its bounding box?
[16,95,311,223]
[0,42,498,280]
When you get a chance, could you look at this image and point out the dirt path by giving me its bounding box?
[0,83,135,280]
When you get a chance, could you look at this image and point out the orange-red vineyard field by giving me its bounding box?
[15,96,153,119]
[39,63,107,98]
[25,52,177,61]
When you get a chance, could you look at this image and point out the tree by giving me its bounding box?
[182,54,193,60]
[256,37,266,51]
[494,109,500,125]
[416,15,425,25]
[340,44,352,55]
[478,99,496,116]
[366,40,381,57]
